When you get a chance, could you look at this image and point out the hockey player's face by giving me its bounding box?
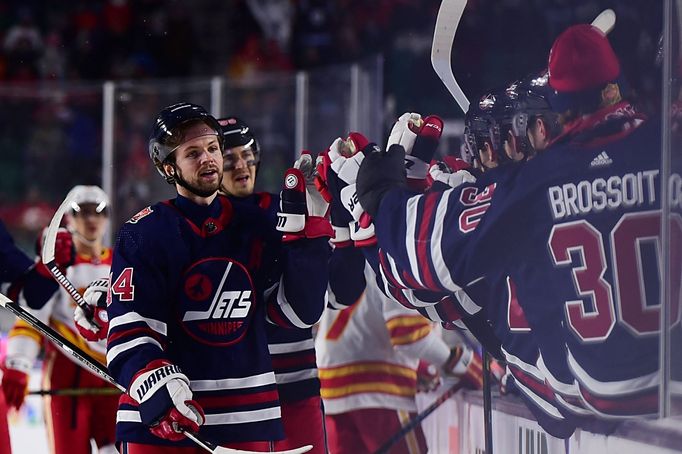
[221,144,257,197]
[71,203,108,242]
[527,118,550,152]
[503,131,524,162]
[173,135,223,199]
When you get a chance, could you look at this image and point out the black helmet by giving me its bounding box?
[507,71,562,156]
[149,102,223,184]
[463,92,500,167]
[217,117,261,171]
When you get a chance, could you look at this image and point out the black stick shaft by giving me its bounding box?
[482,349,493,454]
[374,381,464,454]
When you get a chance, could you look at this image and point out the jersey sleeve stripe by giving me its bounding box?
[379,250,408,289]
[108,313,167,336]
[274,369,319,384]
[106,336,163,366]
[416,192,443,291]
[274,278,314,329]
[566,348,659,395]
[190,371,277,391]
[390,326,431,345]
[204,407,281,425]
[431,189,463,292]
[268,339,315,354]
[404,195,426,288]
[452,289,482,316]
[326,285,347,310]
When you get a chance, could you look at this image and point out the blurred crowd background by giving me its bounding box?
[0,0,664,250]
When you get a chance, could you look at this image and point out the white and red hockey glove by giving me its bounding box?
[34,227,75,278]
[315,147,353,247]
[327,133,379,247]
[441,345,484,389]
[387,112,444,191]
[130,360,205,441]
[277,152,333,242]
[416,360,442,393]
[74,277,110,342]
[427,160,476,190]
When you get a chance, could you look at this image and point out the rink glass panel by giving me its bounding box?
[109,79,214,232]
[665,0,682,416]
[0,83,104,254]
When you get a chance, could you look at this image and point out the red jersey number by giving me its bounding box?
[111,267,135,301]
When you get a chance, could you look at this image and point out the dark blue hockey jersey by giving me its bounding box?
[106,194,328,446]
[373,115,670,420]
[0,220,33,284]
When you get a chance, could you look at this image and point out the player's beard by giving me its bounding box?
[175,165,223,198]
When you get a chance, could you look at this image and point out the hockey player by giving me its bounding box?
[315,131,483,453]
[106,103,330,452]
[2,185,119,454]
[0,219,39,454]
[354,23,661,421]
[217,116,326,454]
[319,249,482,454]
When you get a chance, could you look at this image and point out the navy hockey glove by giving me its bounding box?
[130,360,204,441]
[74,277,110,342]
[387,112,444,189]
[356,143,407,218]
[34,227,75,278]
[277,152,333,242]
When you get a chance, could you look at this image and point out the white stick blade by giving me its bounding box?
[591,9,616,35]
[431,0,470,113]
[42,193,76,264]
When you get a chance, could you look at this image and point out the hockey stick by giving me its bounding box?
[373,380,466,454]
[41,193,94,319]
[591,9,616,34]
[0,292,311,454]
[482,349,494,454]
[431,1,616,115]
[29,387,121,396]
[431,0,470,114]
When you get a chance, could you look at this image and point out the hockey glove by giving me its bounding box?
[74,277,110,342]
[416,360,442,393]
[277,152,333,242]
[387,112,444,188]
[428,160,476,191]
[335,141,380,247]
[317,146,352,246]
[442,345,484,389]
[1,357,30,410]
[34,227,75,278]
[130,360,204,441]
[356,143,407,218]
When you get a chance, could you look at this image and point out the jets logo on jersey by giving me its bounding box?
[178,257,256,346]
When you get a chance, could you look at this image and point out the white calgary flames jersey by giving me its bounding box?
[316,264,436,414]
[8,250,112,367]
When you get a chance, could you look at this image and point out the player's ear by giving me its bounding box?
[163,162,175,177]
[482,142,496,165]
[538,118,548,141]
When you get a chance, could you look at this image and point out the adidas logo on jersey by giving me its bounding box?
[590,151,613,168]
